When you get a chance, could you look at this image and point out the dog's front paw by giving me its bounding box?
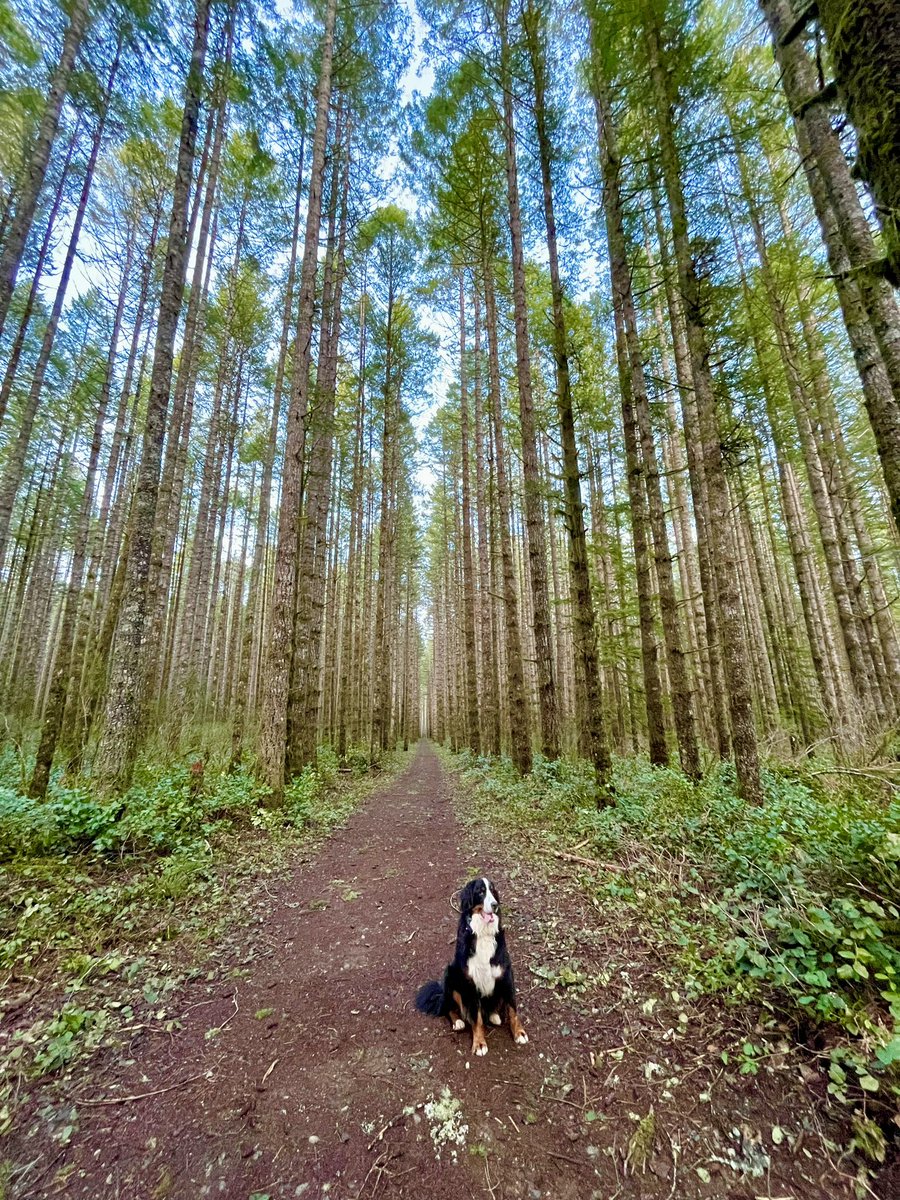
[452,1018,465,1031]
[474,1042,488,1057]
[488,1012,502,1026]
[515,1031,529,1045]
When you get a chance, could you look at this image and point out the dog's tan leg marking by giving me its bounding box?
[508,1006,529,1045]
[472,1010,488,1057]
[451,991,466,1032]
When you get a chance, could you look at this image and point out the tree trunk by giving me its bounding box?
[458,273,481,755]
[525,3,611,795]
[93,0,211,793]
[760,0,900,535]
[0,121,78,431]
[0,0,90,340]
[292,113,349,772]
[258,0,337,802]
[497,0,560,761]
[648,175,731,759]
[645,18,762,803]
[483,254,532,774]
[28,223,133,797]
[0,48,119,569]
[591,62,699,780]
[472,288,500,756]
[815,0,900,286]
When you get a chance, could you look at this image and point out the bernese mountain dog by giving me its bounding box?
[415,876,528,1057]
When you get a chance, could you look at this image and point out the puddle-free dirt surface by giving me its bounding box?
[7,743,884,1198]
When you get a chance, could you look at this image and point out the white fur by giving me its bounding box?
[475,1043,488,1056]
[452,1018,465,1031]
[467,915,504,996]
[489,1012,502,1025]
[515,1031,529,1045]
[482,877,497,914]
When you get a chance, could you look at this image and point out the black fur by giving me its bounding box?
[414,979,446,1017]
[415,877,518,1030]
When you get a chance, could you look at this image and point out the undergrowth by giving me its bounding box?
[0,741,407,1136]
[451,748,900,1164]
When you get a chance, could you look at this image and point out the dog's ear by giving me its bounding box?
[460,879,479,913]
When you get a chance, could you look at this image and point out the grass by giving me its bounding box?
[447,747,900,1166]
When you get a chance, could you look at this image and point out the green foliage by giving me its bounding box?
[0,766,269,861]
[0,749,410,1138]
[29,1006,109,1078]
[0,752,407,978]
[315,744,340,785]
[284,757,364,835]
[454,750,900,1123]
[342,746,372,777]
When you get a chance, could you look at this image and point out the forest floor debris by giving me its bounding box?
[0,742,895,1198]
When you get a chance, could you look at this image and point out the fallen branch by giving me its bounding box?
[219,991,239,1031]
[540,848,623,873]
[355,1149,391,1199]
[545,1148,585,1167]
[806,766,899,780]
[76,1072,205,1106]
[484,1153,499,1200]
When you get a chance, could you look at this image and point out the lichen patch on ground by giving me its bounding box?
[1,743,893,1198]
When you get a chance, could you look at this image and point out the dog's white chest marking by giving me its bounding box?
[468,930,502,995]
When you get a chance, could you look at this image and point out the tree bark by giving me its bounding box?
[760,0,900,534]
[93,0,211,793]
[0,0,90,341]
[497,0,560,761]
[258,0,337,803]
[591,62,699,780]
[525,3,611,795]
[645,17,762,803]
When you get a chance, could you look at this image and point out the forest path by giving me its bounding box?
[13,743,861,1199]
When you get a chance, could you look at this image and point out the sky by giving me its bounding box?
[43,0,448,515]
[389,0,455,502]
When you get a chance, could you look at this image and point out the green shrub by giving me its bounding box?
[155,849,213,899]
[0,786,123,859]
[0,744,27,791]
[454,750,900,1119]
[285,765,323,825]
[316,745,339,785]
[341,746,370,776]
[0,764,275,862]
[0,788,60,857]
[30,1005,109,1077]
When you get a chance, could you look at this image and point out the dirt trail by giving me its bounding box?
[9,744,870,1198]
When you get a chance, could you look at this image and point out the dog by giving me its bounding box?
[415,876,528,1057]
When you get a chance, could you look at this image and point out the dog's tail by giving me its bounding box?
[415,979,448,1018]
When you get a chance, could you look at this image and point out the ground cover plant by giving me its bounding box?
[450,748,900,1169]
[0,742,410,1139]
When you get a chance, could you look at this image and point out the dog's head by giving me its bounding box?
[460,876,501,936]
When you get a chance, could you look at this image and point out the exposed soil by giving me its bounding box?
[3,743,886,1198]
